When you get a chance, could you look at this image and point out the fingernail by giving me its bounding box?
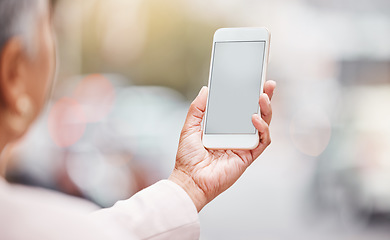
[198,86,207,96]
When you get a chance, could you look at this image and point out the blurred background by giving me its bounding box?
[3,0,390,239]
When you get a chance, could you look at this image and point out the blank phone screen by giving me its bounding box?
[205,41,266,134]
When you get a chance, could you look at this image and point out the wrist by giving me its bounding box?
[169,169,207,212]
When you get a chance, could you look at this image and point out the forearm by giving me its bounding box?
[91,180,200,240]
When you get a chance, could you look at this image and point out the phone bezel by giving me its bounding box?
[202,27,270,150]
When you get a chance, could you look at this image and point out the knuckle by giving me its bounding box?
[261,105,272,115]
[266,103,273,114]
[189,103,196,111]
[262,110,271,118]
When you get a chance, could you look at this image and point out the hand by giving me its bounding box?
[169,80,276,212]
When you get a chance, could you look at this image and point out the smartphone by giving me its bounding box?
[202,27,270,150]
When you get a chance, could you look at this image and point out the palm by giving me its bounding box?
[176,119,267,202]
[171,81,275,210]
[175,81,274,201]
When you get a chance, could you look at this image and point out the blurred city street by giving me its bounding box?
[4,0,390,239]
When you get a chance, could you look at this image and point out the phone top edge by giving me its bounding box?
[213,27,270,42]
[215,27,270,32]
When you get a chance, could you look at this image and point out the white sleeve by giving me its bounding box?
[91,180,200,240]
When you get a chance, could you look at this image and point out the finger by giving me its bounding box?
[251,114,271,160]
[263,80,276,100]
[259,93,272,125]
[183,86,208,132]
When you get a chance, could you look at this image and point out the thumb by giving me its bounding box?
[183,86,208,132]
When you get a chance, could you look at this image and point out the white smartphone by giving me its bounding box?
[202,27,270,150]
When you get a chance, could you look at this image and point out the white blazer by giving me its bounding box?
[0,179,200,240]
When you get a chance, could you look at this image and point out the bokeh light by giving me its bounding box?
[72,74,115,122]
[48,97,86,148]
[290,105,332,157]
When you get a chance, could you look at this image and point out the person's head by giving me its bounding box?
[0,0,55,144]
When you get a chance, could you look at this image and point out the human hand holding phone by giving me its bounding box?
[169,80,276,212]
